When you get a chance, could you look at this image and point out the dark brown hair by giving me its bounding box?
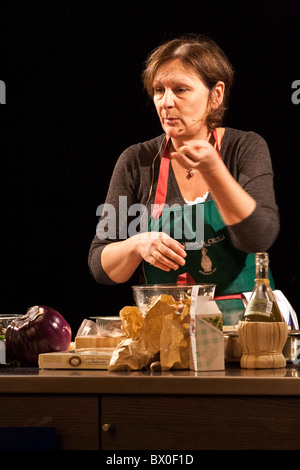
[142,34,234,128]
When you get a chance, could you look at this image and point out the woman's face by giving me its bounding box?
[152,58,214,141]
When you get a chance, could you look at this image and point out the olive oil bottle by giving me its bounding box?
[238,252,288,368]
[242,252,284,322]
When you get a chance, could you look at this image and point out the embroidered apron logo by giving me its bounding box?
[199,247,215,274]
[198,235,226,275]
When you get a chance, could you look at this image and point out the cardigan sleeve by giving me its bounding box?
[224,131,280,253]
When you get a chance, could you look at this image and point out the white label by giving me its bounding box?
[245,298,271,318]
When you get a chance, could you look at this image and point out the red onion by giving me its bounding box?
[6,305,72,365]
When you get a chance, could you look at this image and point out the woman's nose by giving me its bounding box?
[161,89,175,108]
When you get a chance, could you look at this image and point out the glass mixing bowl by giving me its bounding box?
[132,283,216,315]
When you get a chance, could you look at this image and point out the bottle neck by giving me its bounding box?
[255,253,269,281]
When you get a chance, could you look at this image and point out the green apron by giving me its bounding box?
[143,131,275,325]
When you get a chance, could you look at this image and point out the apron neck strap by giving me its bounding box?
[212,128,221,157]
[152,138,171,219]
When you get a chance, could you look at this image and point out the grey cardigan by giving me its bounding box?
[88,127,280,284]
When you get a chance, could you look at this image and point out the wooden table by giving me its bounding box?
[0,364,299,450]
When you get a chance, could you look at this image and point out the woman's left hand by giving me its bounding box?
[171,140,222,174]
[171,139,257,226]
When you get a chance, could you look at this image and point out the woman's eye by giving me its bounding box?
[153,86,188,96]
[176,87,188,93]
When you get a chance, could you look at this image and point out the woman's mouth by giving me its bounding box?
[164,117,179,125]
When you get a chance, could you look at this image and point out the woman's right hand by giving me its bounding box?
[101,232,187,283]
[131,232,187,272]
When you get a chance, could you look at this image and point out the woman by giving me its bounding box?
[88,35,280,324]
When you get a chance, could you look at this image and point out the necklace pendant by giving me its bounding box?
[187,168,195,179]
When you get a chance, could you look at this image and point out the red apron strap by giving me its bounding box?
[152,138,171,219]
[212,128,222,158]
[214,294,245,300]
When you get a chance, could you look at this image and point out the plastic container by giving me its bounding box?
[90,316,124,336]
[0,314,23,364]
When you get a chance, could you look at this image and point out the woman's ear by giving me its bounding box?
[210,81,225,109]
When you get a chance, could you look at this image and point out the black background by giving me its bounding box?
[1,0,300,334]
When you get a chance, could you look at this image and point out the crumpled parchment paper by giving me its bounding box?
[108,294,191,371]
